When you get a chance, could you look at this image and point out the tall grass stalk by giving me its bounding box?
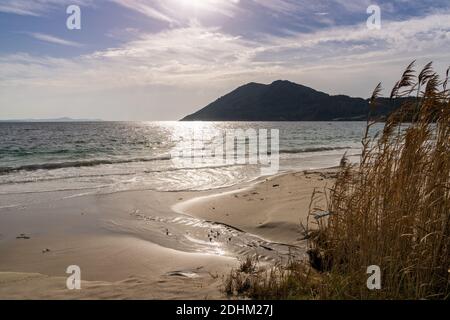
[310,61,450,299]
[224,62,449,300]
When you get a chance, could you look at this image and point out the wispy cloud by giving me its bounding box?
[251,0,304,15]
[0,3,40,16]
[110,0,176,24]
[0,0,93,16]
[111,0,241,24]
[3,12,449,89]
[1,2,450,119]
[28,33,83,47]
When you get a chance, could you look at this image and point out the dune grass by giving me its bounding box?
[224,62,450,300]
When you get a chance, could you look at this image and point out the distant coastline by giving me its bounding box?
[0,117,104,123]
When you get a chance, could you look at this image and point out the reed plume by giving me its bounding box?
[311,61,450,299]
[224,62,449,300]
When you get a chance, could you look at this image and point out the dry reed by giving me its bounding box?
[309,61,450,299]
[224,62,450,300]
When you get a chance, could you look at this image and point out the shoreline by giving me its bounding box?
[0,168,337,299]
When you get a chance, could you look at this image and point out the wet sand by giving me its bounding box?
[0,169,335,299]
[175,170,337,244]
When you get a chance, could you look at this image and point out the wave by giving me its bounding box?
[279,146,355,154]
[0,146,359,175]
[0,155,172,174]
[0,162,248,187]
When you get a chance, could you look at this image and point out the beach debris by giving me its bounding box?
[272,184,280,188]
[307,248,332,272]
[166,270,201,279]
[42,248,51,254]
[208,272,219,280]
[16,233,30,240]
[340,152,349,167]
[314,211,333,220]
[130,209,140,216]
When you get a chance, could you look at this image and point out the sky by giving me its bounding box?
[0,0,449,120]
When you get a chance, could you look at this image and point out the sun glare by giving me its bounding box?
[175,0,211,10]
[172,0,235,15]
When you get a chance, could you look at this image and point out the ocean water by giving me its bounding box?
[0,121,380,208]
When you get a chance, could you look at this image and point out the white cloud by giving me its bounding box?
[0,0,93,16]
[251,0,302,15]
[2,13,449,86]
[0,4,39,16]
[1,12,449,119]
[111,0,241,24]
[29,33,83,47]
[110,0,176,24]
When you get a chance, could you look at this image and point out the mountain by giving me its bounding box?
[181,80,407,121]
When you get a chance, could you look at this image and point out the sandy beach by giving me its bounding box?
[0,169,335,300]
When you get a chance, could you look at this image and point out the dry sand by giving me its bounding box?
[0,169,335,299]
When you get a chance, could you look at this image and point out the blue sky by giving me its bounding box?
[0,0,449,120]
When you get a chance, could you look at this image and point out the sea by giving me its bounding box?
[0,121,381,209]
